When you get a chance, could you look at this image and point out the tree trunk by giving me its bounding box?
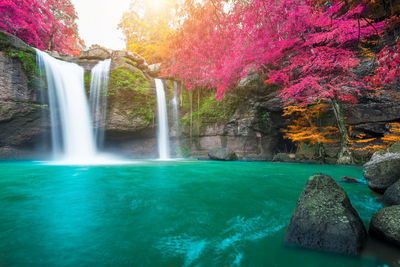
[331,97,353,164]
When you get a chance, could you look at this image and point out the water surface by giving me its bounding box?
[0,161,392,266]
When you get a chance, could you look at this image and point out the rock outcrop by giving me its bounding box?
[285,174,367,255]
[79,45,111,60]
[208,148,238,161]
[0,31,49,158]
[369,205,400,247]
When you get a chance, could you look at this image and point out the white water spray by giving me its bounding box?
[36,49,96,162]
[155,79,170,160]
[89,59,111,148]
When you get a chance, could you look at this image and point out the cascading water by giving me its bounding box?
[155,79,170,160]
[170,81,180,153]
[36,49,96,162]
[89,59,111,148]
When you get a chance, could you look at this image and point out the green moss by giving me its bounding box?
[84,71,91,92]
[12,100,48,109]
[122,58,137,67]
[7,50,37,77]
[108,67,155,126]
[109,67,150,95]
[181,95,239,128]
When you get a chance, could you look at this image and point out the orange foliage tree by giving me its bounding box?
[282,103,339,157]
[349,122,400,155]
[119,0,179,64]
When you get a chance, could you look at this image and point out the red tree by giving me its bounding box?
[0,0,82,55]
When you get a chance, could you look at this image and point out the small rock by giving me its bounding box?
[208,148,237,161]
[341,176,361,183]
[272,153,295,162]
[369,205,400,247]
[285,174,367,255]
[383,180,400,206]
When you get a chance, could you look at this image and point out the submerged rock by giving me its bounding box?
[340,176,361,184]
[208,148,238,161]
[363,153,400,193]
[369,205,400,247]
[284,174,367,255]
[383,180,400,206]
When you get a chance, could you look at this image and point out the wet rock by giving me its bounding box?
[285,174,367,255]
[208,148,238,161]
[363,153,400,193]
[369,205,400,247]
[341,176,361,183]
[383,180,400,206]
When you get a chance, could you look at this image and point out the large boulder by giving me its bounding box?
[208,148,238,161]
[363,153,400,193]
[369,205,400,247]
[284,174,367,255]
[79,46,110,60]
[383,179,400,206]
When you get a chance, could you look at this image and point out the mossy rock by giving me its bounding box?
[363,153,400,193]
[383,179,400,206]
[0,31,38,89]
[369,205,400,247]
[285,174,367,255]
[107,66,155,126]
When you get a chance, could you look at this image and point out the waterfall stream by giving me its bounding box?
[89,59,111,149]
[36,49,97,162]
[155,79,170,160]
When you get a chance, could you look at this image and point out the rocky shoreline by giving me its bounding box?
[284,142,400,264]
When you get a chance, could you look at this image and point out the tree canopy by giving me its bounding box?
[0,0,83,55]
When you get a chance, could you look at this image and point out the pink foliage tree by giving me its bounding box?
[0,0,82,55]
[163,0,384,163]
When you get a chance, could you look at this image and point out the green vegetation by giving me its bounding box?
[108,66,155,125]
[6,49,38,85]
[109,67,150,95]
[181,93,239,129]
[12,100,48,109]
[0,33,39,90]
[84,71,91,92]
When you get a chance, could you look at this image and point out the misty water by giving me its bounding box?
[0,160,395,266]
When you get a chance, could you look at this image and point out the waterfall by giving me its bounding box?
[89,59,111,149]
[171,81,180,154]
[36,49,96,161]
[155,79,170,160]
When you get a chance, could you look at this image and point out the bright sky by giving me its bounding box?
[70,0,132,50]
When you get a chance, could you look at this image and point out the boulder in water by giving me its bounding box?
[284,174,367,255]
[369,205,400,247]
[208,148,238,161]
[363,153,400,193]
[383,180,400,206]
